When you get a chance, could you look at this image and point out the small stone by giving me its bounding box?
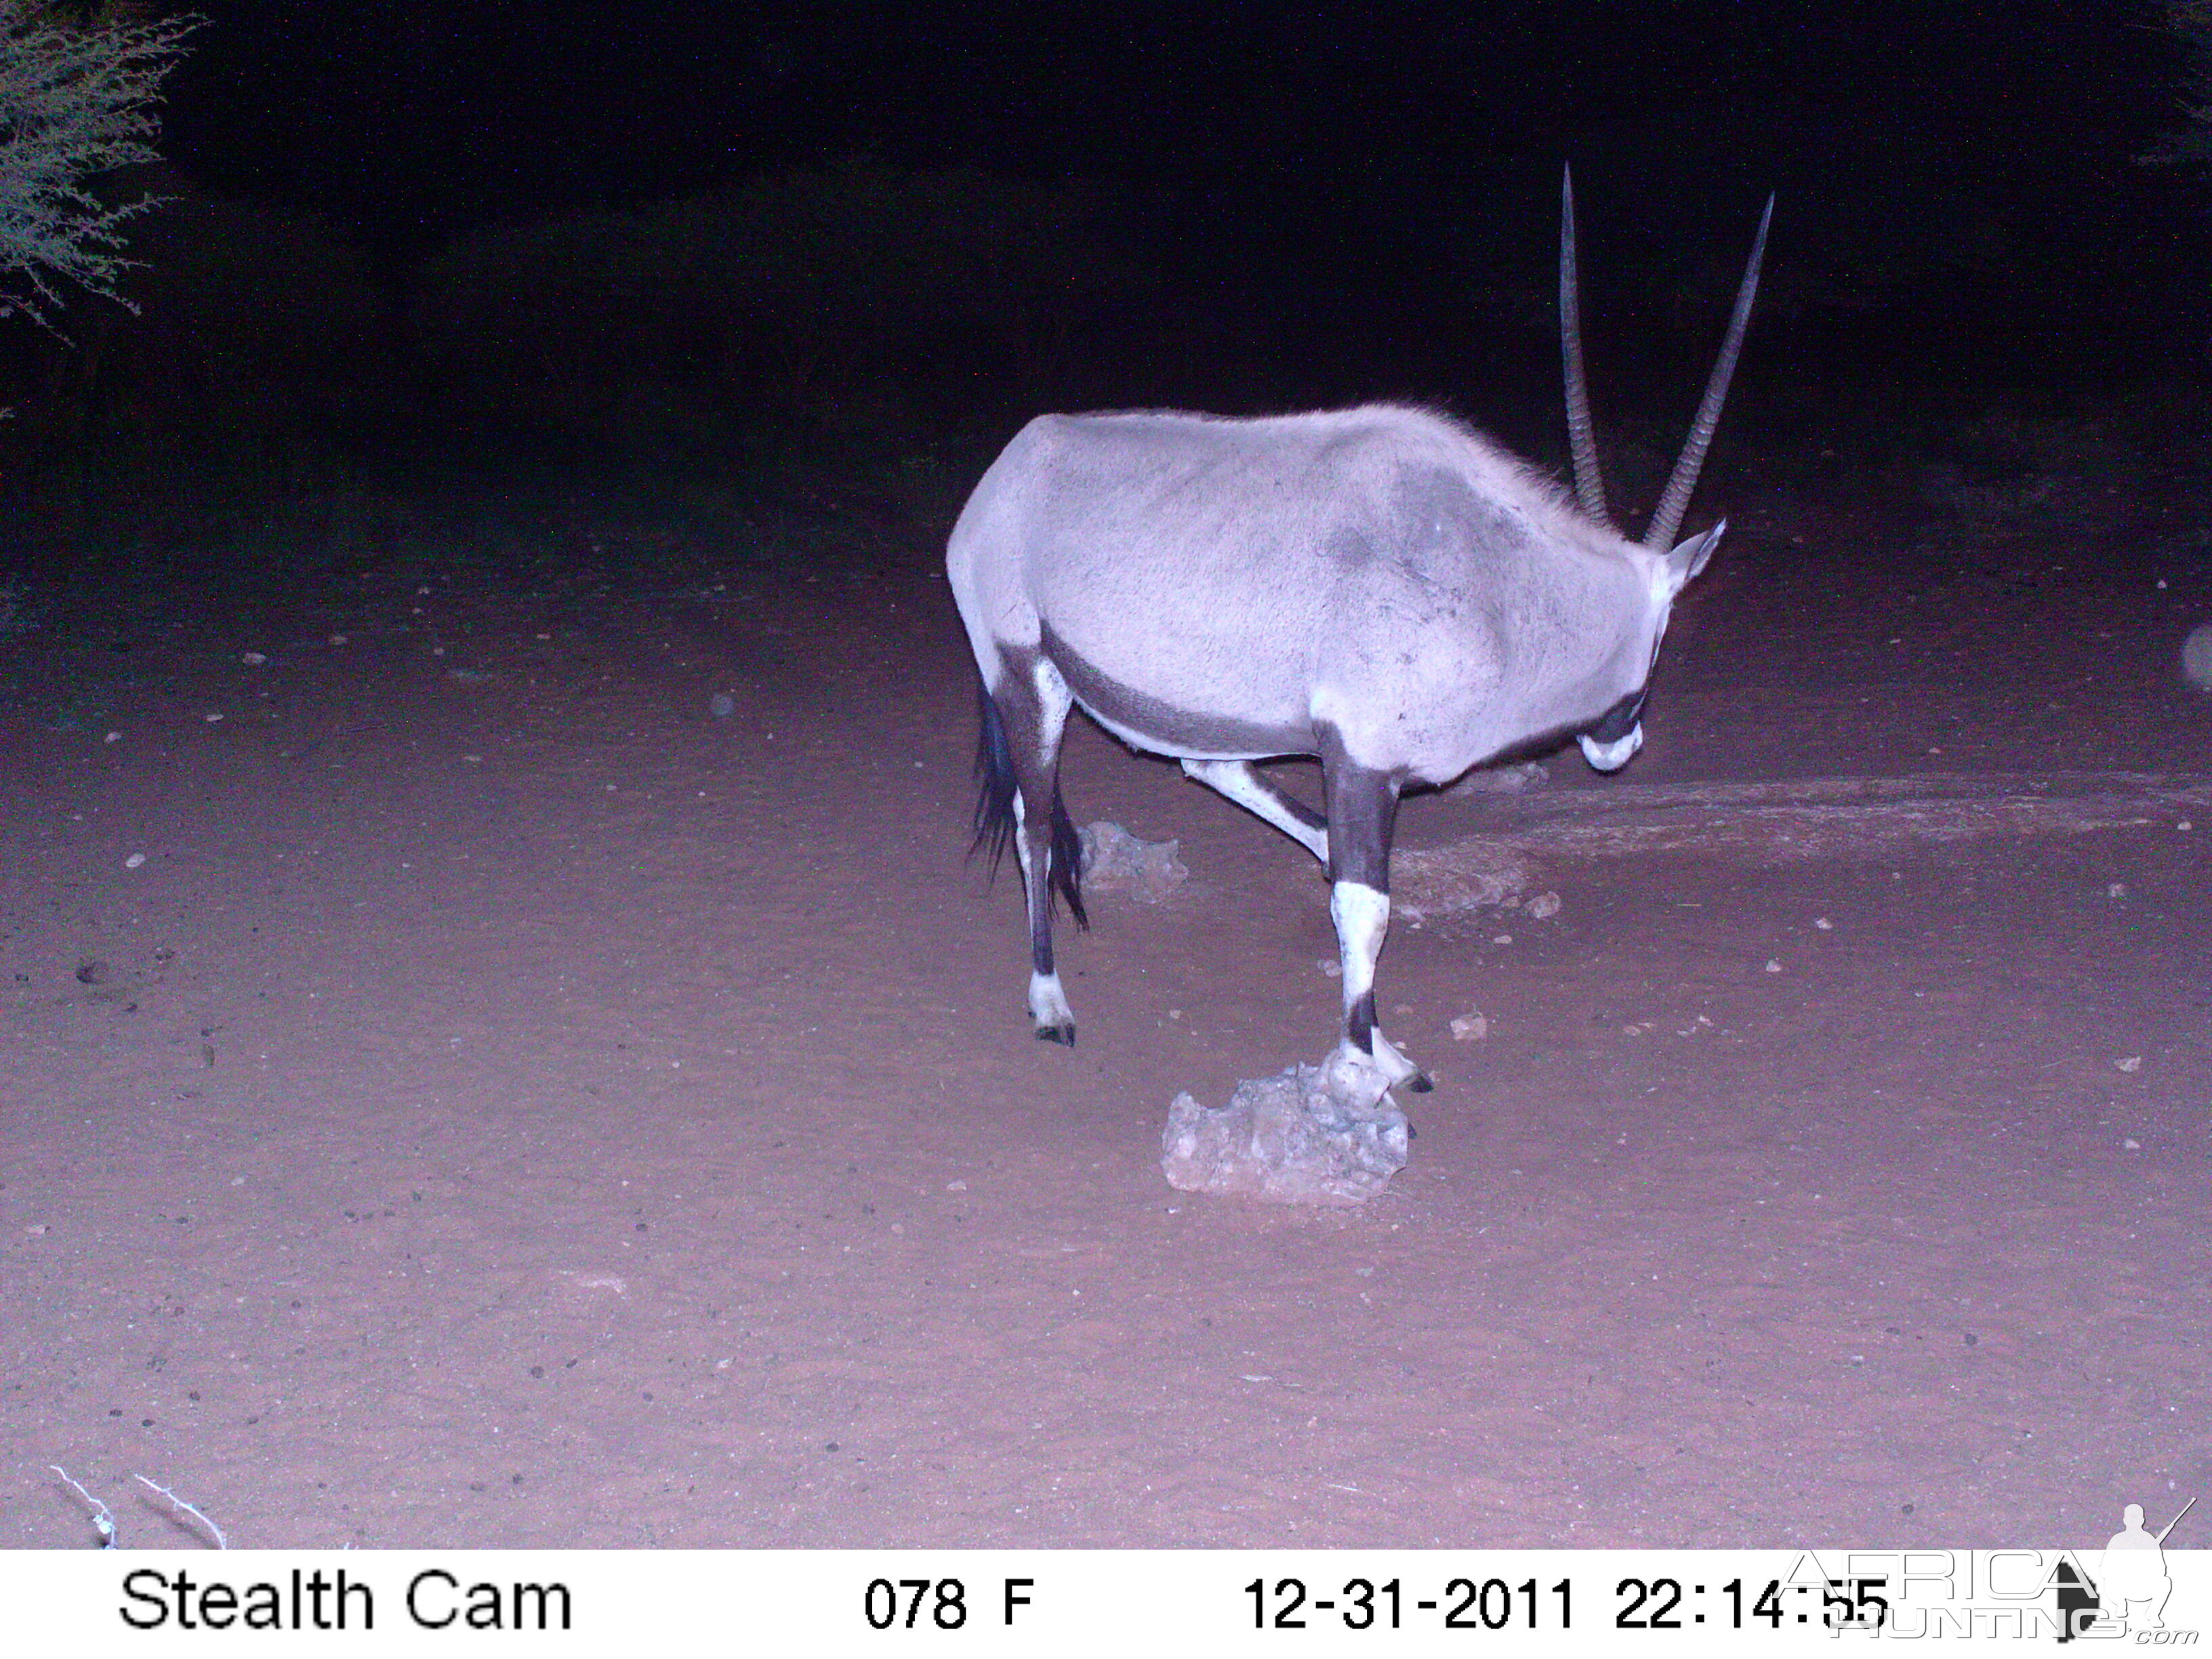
[1525,890,1561,920]
[329,633,348,647]
[123,852,146,869]
[2123,1138,2142,1150]
[2116,1056,2142,1073]
[1815,916,1832,930]
[709,693,735,718]
[2184,623,2212,690]
[104,731,120,744]
[1765,958,1783,973]
[2108,882,2127,899]
[1078,821,1187,903]
[241,651,267,665]
[204,712,224,723]
[1450,1012,1488,1042]
[1445,760,1549,796]
[945,1179,967,1191]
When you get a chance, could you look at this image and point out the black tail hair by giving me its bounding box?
[971,682,1019,869]
[1049,785,1089,930]
[970,682,1088,930]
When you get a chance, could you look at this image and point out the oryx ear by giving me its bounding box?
[1665,518,1725,596]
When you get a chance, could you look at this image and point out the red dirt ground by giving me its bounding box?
[4,475,2209,1549]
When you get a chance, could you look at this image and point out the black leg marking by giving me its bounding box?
[1030,903,1055,976]
[1348,988,1378,1053]
[1180,758,1330,863]
[1250,770,1327,836]
[1318,730,1399,894]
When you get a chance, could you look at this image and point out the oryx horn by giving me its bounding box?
[1558,164,1612,528]
[1643,191,1774,552]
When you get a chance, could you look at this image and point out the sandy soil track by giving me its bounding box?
[3,485,2209,1547]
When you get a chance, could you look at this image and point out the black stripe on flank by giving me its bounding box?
[1040,621,1312,758]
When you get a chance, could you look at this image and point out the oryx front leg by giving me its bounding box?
[1317,743,1430,1094]
[1328,882,1427,1093]
[1179,758,1329,865]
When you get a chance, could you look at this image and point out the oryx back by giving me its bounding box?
[947,403,1663,781]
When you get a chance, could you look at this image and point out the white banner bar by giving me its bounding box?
[5,1549,2205,1654]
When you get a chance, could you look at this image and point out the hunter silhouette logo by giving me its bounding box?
[2056,1496,2195,1641]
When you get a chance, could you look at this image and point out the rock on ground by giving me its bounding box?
[1392,840,1541,920]
[1162,1061,1411,1206]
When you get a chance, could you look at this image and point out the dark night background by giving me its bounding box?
[4,0,2210,522]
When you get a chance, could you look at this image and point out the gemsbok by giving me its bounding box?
[949,167,1771,1094]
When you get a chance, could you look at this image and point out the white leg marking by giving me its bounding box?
[1010,787,1033,882]
[1029,656,1073,750]
[1365,1029,1421,1082]
[1028,969,1075,1040]
[1330,880,1389,1009]
[1324,1031,1423,1097]
[1579,722,1643,773]
[1327,880,1422,1088]
[1181,758,1330,864]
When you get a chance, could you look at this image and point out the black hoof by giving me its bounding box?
[1036,1023,1076,1047]
[1404,1071,1435,1094]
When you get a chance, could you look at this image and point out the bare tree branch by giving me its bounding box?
[0,1,200,329]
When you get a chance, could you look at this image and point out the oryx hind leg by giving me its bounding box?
[1317,739,1431,1095]
[1179,758,1329,865]
[991,655,1085,1044]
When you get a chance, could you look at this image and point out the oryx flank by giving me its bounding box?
[949,167,1771,1094]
